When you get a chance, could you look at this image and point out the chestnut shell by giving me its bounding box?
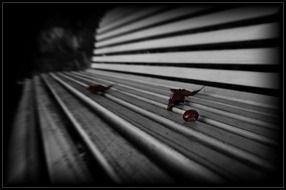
[183,110,199,121]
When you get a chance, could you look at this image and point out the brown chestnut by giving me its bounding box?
[183,110,199,122]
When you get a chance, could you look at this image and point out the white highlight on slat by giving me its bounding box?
[93,48,278,65]
[97,6,208,40]
[68,72,278,146]
[51,73,226,184]
[98,6,166,35]
[91,64,279,89]
[59,73,275,172]
[94,23,279,54]
[42,75,122,184]
[96,6,279,47]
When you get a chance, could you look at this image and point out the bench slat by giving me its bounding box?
[95,23,278,54]
[91,64,279,89]
[86,69,280,109]
[96,6,279,47]
[69,72,279,142]
[98,6,167,34]
[44,74,172,184]
[34,76,93,184]
[93,48,278,65]
[97,6,208,40]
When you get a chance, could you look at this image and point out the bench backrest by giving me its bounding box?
[92,5,281,107]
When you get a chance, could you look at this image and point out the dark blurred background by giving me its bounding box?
[3,2,114,149]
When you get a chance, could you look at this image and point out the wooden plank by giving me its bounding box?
[34,76,93,184]
[97,6,208,40]
[63,75,250,182]
[6,80,42,185]
[96,6,279,47]
[91,64,279,89]
[59,73,276,180]
[45,74,173,184]
[108,89,278,154]
[94,23,279,54]
[97,6,166,34]
[53,73,227,184]
[82,70,279,113]
[92,48,279,65]
[75,71,278,125]
[186,96,278,123]
[70,72,279,140]
[86,69,280,110]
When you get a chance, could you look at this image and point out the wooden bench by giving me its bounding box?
[91,5,282,185]
[7,5,282,186]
